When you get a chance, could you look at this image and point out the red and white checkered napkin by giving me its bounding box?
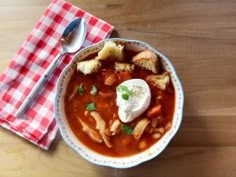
[0,0,114,149]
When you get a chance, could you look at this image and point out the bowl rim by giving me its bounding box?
[54,38,184,168]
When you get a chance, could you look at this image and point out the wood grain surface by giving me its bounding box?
[0,0,236,176]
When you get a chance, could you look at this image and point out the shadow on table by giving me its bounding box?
[95,145,212,177]
[45,131,62,154]
[110,29,120,38]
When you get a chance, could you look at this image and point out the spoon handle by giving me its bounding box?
[15,52,64,118]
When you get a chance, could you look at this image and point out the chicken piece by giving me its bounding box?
[132,50,160,74]
[133,118,150,140]
[90,111,106,131]
[77,117,103,143]
[67,84,78,101]
[115,62,134,72]
[100,131,113,148]
[96,41,124,61]
[109,119,122,135]
[146,72,170,90]
[77,59,101,75]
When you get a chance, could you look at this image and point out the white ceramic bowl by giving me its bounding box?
[54,38,184,168]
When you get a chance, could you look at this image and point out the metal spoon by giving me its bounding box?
[15,18,87,117]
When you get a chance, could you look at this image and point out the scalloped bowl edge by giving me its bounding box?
[54,38,184,168]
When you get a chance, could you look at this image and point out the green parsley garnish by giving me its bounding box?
[121,124,133,135]
[86,102,96,111]
[77,84,84,95]
[122,93,129,100]
[90,85,98,96]
[117,85,133,101]
[117,85,132,95]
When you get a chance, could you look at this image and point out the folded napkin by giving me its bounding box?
[0,0,114,149]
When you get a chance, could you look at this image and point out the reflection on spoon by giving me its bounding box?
[15,18,87,118]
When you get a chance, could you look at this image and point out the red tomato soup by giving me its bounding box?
[64,47,175,157]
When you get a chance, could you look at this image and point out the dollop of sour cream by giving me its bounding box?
[116,79,151,123]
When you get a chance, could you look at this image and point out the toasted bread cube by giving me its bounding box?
[114,62,134,72]
[97,41,124,61]
[132,50,160,73]
[77,59,101,75]
[146,72,170,90]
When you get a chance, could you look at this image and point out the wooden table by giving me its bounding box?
[0,0,235,176]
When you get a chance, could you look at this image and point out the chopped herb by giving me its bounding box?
[117,85,132,95]
[77,84,84,95]
[121,124,133,135]
[86,102,96,111]
[117,85,133,100]
[122,93,129,100]
[90,85,98,96]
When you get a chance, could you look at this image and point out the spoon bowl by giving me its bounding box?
[15,17,87,118]
[61,18,87,53]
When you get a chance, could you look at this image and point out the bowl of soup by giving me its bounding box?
[54,38,184,168]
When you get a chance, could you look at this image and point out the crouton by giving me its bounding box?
[114,62,134,72]
[77,59,101,75]
[96,41,124,61]
[132,50,160,74]
[146,72,170,90]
